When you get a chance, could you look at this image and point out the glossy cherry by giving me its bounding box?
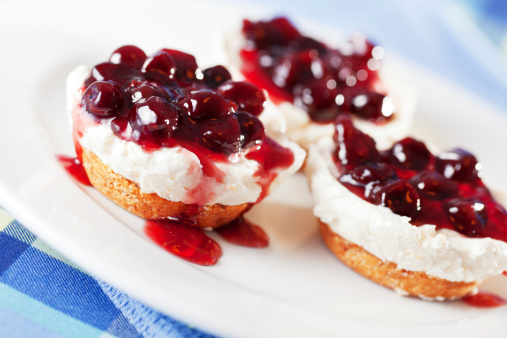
[109,45,147,68]
[203,65,232,88]
[218,81,266,116]
[130,97,179,138]
[435,149,481,182]
[141,50,176,77]
[445,197,488,236]
[374,180,421,217]
[387,138,431,171]
[82,81,123,118]
[333,115,381,168]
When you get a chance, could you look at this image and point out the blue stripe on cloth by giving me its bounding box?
[0,283,104,338]
[3,219,37,244]
[97,281,215,338]
[0,233,30,275]
[0,306,62,338]
[0,245,134,333]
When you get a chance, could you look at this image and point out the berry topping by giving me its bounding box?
[161,49,198,82]
[332,117,507,242]
[294,80,340,122]
[82,81,123,118]
[203,65,232,88]
[130,97,179,140]
[237,110,265,148]
[181,89,233,119]
[344,89,395,122]
[218,81,266,116]
[435,149,481,182]
[141,50,176,77]
[127,80,173,103]
[85,62,140,87]
[240,17,391,124]
[387,138,431,171]
[333,116,381,168]
[81,45,294,182]
[409,171,457,200]
[199,115,242,155]
[445,198,487,236]
[374,180,421,217]
[109,45,147,68]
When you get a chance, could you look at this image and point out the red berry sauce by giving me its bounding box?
[462,292,507,308]
[216,216,269,248]
[239,17,394,124]
[145,219,222,266]
[56,155,91,186]
[333,115,507,242]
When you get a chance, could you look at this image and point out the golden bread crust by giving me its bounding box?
[82,148,250,228]
[318,220,477,299]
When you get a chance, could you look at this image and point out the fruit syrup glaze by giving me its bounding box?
[60,45,294,265]
[333,115,507,306]
[240,17,395,124]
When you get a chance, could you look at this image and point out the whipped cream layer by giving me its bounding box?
[67,66,305,206]
[306,137,507,283]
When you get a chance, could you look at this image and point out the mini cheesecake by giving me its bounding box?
[306,115,507,299]
[67,45,305,228]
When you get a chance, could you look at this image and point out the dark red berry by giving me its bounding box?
[333,115,381,167]
[200,115,241,155]
[242,17,300,49]
[130,97,179,136]
[272,50,325,89]
[109,45,147,68]
[203,66,232,88]
[294,80,340,122]
[218,81,266,116]
[161,49,198,81]
[340,163,395,186]
[435,149,481,182]
[409,170,458,199]
[343,88,394,122]
[386,138,431,171]
[374,180,421,217]
[85,62,140,87]
[82,81,123,118]
[445,198,487,236]
[288,36,327,54]
[127,80,172,103]
[237,110,265,149]
[141,51,176,77]
[181,89,233,120]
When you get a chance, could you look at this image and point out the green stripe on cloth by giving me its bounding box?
[0,209,13,231]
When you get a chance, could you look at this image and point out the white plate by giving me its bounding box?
[1,1,507,337]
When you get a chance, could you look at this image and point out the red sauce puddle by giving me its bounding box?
[216,216,269,248]
[145,219,222,266]
[56,155,91,186]
[462,292,507,308]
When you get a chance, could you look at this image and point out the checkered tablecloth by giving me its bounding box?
[0,208,213,337]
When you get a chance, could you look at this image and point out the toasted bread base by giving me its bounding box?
[318,221,478,300]
[82,148,250,228]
